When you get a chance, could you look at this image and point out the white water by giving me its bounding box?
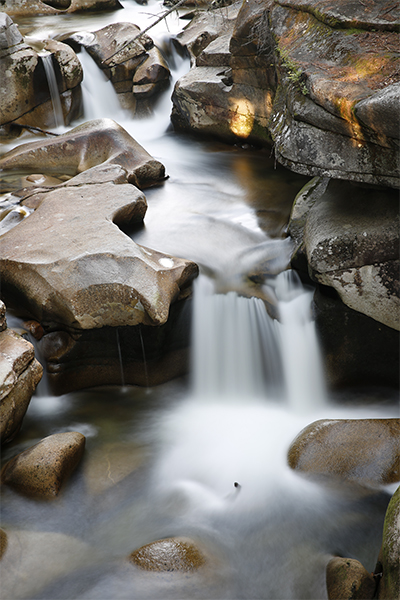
[40,52,64,129]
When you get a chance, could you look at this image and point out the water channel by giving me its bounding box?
[1,1,398,598]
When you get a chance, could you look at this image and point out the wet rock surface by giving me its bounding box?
[1,431,86,498]
[0,307,43,444]
[288,419,400,486]
[129,537,207,572]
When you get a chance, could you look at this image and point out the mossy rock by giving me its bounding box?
[129,537,207,572]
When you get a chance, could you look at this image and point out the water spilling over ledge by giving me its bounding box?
[0,1,399,599]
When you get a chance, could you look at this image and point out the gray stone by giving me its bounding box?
[303,179,399,330]
[326,557,375,600]
[0,12,23,50]
[0,0,123,17]
[376,485,400,599]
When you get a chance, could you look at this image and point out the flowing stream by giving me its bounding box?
[1,2,398,599]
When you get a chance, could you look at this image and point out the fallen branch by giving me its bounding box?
[17,124,60,137]
[101,0,189,66]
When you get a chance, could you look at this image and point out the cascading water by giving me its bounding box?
[1,3,398,599]
[40,52,64,129]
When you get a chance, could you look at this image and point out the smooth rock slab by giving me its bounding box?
[0,0,122,16]
[129,537,206,572]
[1,431,86,498]
[0,119,166,189]
[288,419,400,486]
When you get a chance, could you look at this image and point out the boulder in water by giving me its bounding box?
[326,556,376,600]
[129,537,207,571]
[1,432,86,498]
[288,418,400,487]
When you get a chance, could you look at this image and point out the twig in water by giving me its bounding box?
[101,0,189,66]
[16,124,60,137]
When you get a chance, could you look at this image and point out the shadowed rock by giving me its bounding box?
[1,432,86,499]
[288,418,400,487]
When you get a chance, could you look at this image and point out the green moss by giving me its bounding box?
[277,47,308,95]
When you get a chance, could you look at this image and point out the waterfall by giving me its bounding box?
[79,48,126,120]
[191,271,326,411]
[275,270,327,412]
[40,52,64,129]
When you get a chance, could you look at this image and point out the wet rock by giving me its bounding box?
[0,327,43,444]
[0,166,197,331]
[0,528,96,599]
[288,419,400,487]
[376,485,400,599]
[1,0,123,17]
[129,537,206,571]
[0,13,83,131]
[326,556,375,600]
[1,431,86,498]
[289,178,400,331]
[0,118,165,188]
[84,441,146,494]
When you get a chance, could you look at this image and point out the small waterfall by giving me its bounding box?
[115,328,125,388]
[40,52,64,128]
[275,270,327,412]
[191,276,282,401]
[79,48,126,120]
